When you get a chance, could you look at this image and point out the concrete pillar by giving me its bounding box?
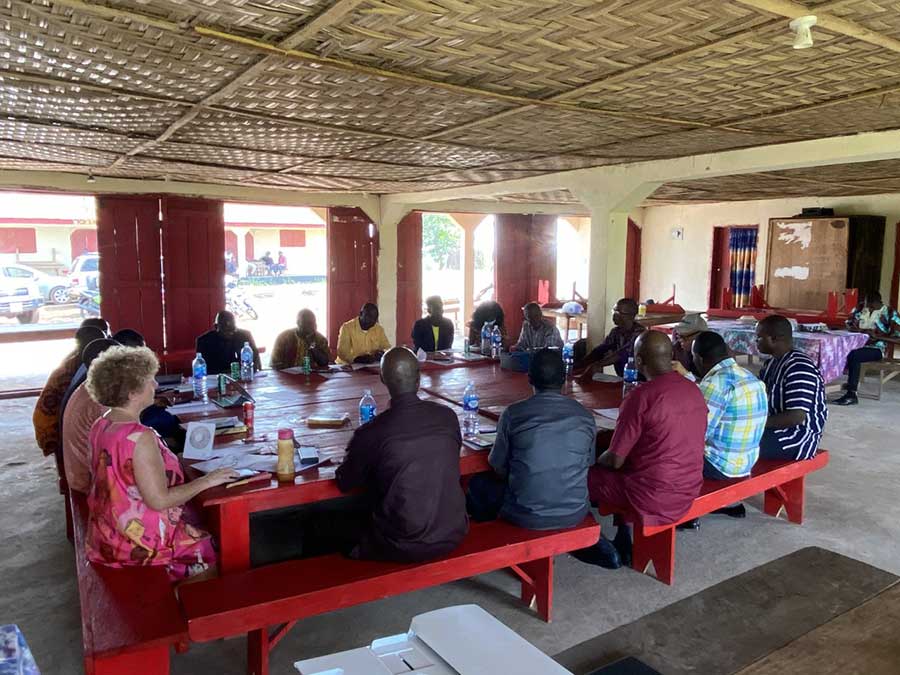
[448,213,487,333]
[376,202,409,346]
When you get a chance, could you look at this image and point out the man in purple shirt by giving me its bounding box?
[324,347,468,562]
[574,330,707,569]
[577,298,646,381]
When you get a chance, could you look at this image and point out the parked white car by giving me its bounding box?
[0,276,43,323]
[0,263,71,305]
[68,253,100,299]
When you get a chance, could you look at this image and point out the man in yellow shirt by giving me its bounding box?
[337,303,391,364]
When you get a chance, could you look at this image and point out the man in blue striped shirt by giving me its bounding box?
[755,316,828,461]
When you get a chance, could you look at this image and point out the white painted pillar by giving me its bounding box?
[376,201,409,346]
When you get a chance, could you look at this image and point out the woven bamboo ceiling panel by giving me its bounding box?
[2,0,900,198]
[644,158,900,204]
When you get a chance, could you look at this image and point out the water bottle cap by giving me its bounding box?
[277,428,294,440]
[363,389,371,395]
[244,341,250,347]
[196,352,202,358]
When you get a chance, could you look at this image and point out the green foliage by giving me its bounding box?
[423,213,461,270]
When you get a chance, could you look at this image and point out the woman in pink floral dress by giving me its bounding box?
[84,346,238,581]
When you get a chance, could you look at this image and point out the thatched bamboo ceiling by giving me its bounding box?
[2,0,900,201]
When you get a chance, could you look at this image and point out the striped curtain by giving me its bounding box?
[729,228,758,308]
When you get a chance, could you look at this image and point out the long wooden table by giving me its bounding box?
[184,359,622,573]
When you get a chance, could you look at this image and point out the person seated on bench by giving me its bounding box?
[310,347,468,562]
[671,313,708,379]
[270,309,331,370]
[512,302,564,352]
[33,324,104,459]
[84,346,238,582]
[465,348,594,529]
[756,315,827,461]
[577,298,646,382]
[336,302,391,365]
[834,291,900,406]
[678,331,769,529]
[197,310,261,375]
[62,338,120,493]
[574,331,707,569]
[412,295,455,352]
[468,301,508,351]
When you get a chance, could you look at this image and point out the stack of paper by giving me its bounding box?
[307,413,350,428]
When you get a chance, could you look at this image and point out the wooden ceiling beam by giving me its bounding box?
[104,0,369,169]
[734,0,900,53]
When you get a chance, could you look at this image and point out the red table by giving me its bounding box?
[186,361,622,574]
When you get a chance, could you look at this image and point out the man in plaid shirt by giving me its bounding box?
[678,331,768,529]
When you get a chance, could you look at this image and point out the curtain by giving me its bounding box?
[729,228,758,308]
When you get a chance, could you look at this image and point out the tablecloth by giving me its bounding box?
[709,320,870,384]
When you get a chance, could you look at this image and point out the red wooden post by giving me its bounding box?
[215,501,251,574]
[722,288,733,310]
[764,476,806,524]
[517,557,553,622]
[247,629,270,675]
[844,288,859,313]
[633,526,676,585]
[396,211,423,344]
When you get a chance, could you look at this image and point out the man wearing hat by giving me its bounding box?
[672,313,708,379]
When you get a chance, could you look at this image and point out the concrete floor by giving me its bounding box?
[3,381,900,675]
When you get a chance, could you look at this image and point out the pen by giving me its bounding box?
[225,472,272,489]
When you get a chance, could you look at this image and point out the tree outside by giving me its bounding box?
[423,213,462,270]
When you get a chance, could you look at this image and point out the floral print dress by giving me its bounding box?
[86,417,215,581]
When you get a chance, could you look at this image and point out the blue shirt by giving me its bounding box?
[759,350,827,461]
[697,358,768,477]
[489,391,595,530]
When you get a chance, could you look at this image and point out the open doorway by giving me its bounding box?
[421,213,464,336]
[223,203,328,367]
[556,216,590,303]
[473,215,495,306]
[0,191,99,391]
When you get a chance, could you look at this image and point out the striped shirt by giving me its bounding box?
[759,350,828,460]
[698,358,768,477]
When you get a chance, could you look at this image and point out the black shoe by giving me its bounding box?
[571,537,621,569]
[833,392,859,406]
[712,504,746,518]
[677,518,700,531]
[613,534,632,567]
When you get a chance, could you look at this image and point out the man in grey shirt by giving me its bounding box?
[466,349,595,530]
[513,302,564,351]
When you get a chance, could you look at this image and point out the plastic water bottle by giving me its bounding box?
[491,325,502,358]
[191,352,208,402]
[481,322,492,354]
[563,342,574,375]
[623,357,639,398]
[462,381,480,438]
[359,389,377,425]
[240,342,254,382]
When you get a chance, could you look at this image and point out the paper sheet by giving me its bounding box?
[594,408,620,421]
[351,362,380,371]
[169,400,220,414]
[592,373,623,383]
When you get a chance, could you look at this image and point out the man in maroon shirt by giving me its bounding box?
[574,330,707,569]
[326,347,468,562]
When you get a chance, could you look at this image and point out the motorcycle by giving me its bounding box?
[77,289,101,318]
[226,279,258,321]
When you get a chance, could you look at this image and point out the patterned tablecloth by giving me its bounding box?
[709,320,870,384]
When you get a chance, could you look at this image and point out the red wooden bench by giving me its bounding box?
[179,515,600,675]
[599,451,830,585]
[70,491,188,675]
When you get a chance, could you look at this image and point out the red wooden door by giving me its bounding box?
[224,230,238,262]
[625,218,642,301]
[70,228,98,260]
[162,197,226,369]
[328,207,379,351]
[396,211,423,346]
[96,196,164,352]
[709,226,732,309]
[494,213,534,340]
[244,232,255,261]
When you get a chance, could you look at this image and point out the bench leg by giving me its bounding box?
[88,644,170,675]
[633,527,675,585]
[512,558,553,622]
[247,629,270,675]
[764,477,805,524]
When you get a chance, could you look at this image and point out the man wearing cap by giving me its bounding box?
[672,314,708,379]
